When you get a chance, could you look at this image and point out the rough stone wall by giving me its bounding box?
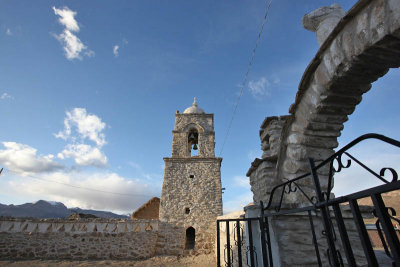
[269,211,368,266]
[161,109,223,255]
[245,1,400,265]
[172,113,215,158]
[160,158,223,254]
[0,218,183,260]
[277,0,400,203]
[247,116,290,205]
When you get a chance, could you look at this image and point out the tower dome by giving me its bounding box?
[183,98,205,114]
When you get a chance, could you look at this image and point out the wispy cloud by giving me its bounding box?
[112,38,128,57]
[55,108,107,167]
[128,161,162,181]
[0,93,13,100]
[6,29,12,36]
[247,150,260,161]
[248,77,270,99]
[52,6,94,60]
[113,45,119,57]
[223,191,253,214]
[233,176,250,188]
[248,75,281,99]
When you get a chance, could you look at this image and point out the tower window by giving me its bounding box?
[185,227,195,250]
[189,174,194,179]
[185,207,190,214]
[188,130,199,157]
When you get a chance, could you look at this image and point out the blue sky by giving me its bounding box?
[0,0,399,214]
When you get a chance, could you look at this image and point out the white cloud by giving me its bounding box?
[0,93,13,100]
[113,45,119,57]
[58,144,107,167]
[52,6,94,60]
[55,108,108,168]
[0,142,63,175]
[248,77,270,98]
[52,7,79,32]
[6,29,12,36]
[1,170,159,214]
[55,108,106,147]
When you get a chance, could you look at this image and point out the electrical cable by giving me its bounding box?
[2,168,154,198]
[218,0,273,157]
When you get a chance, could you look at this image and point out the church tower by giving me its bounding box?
[160,98,223,253]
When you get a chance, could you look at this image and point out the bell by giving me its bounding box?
[193,144,198,150]
[189,133,195,141]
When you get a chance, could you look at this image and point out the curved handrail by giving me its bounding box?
[263,133,400,211]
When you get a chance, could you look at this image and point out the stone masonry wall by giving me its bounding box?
[269,211,369,266]
[0,218,182,260]
[172,113,215,158]
[247,116,290,206]
[245,1,400,265]
[277,0,400,203]
[160,157,223,254]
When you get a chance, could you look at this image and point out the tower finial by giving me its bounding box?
[193,97,198,107]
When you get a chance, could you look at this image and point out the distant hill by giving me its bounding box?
[0,200,128,219]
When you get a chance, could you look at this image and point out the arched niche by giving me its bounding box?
[184,123,204,157]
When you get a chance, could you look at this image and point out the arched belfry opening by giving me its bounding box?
[188,129,199,157]
[185,227,195,250]
[160,98,223,254]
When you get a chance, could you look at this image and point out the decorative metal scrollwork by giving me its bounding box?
[233,223,244,247]
[332,153,351,173]
[263,133,400,216]
[284,181,298,194]
[380,167,398,183]
[310,196,318,205]
[246,246,258,267]
[373,206,400,258]
[224,244,233,267]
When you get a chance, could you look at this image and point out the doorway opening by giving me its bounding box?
[185,227,195,250]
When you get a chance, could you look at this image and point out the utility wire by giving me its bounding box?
[218,0,273,157]
[3,168,154,198]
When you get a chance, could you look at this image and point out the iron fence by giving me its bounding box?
[217,133,400,266]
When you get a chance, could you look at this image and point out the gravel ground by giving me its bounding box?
[0,254,215,267]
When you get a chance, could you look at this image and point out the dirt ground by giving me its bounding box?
[0,254,216,267]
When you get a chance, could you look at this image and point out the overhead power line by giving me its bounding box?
[3,168,154,199]
[219,0,273,157]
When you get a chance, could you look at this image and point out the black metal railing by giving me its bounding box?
[217,133,400,266]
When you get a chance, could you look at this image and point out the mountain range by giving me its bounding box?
[0,200,129,219]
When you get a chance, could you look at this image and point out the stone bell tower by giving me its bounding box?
[160,98,223,252]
